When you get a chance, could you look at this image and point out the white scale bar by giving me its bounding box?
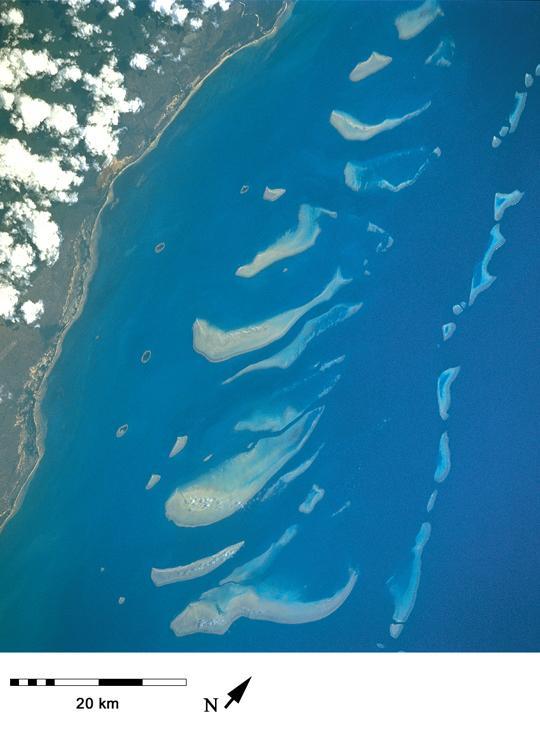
[11,678,187,687]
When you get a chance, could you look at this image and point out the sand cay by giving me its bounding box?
[387,522,431,637]
[330,102,431,142]
[220,525,298,585]
[468,224,506,306]
[426,490,438,513]
[395,0,443,41]
[169,435,188,458]
[235,204,336,278]
[194,268,350,362]
[368,221,394,253]
[494,190,523,221]
[145,473,161,491]
[425,37,455,67]
[437,366,460,421]
[509,91,527,133]
[434,431,451,483]
[299,484,325,514]
[349,51,392,82]
[331,500,351,517]
[223,302,362,383]
[165,407,323,527]
[151,541,244,587]
[263,186,286,201]
[170,568,358,636]
[442,322,456,341]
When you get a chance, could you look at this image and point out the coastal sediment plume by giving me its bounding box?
[223,302,362,384]
[169,435,188,458]
[145,473,161,491]
[263,186,286,201]
[220,525,298,585]
[387,522,431,638]
[437,366,460,421]
[434,431,451,483]
[235,370,336,434]
[165,408,323,527]
[349,51,392,82]
[261,446,323,501]
[508,91,527,133]
[442,322,456,341]
[425,37,455,67]
[299,484,325,514]
[395,0,443,40]
[234,404,305,434]
[193,269,350,362]
[468,224,507,306]
[494,190,523,221]
[170,568,358,636]
[235,204,336,278]
[330,102,431,141]
[344,147,440,193]
[150,541,245,587]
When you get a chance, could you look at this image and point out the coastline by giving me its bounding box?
[0,0,293,535]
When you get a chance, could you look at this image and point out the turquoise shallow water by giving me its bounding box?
[0,0,539,651]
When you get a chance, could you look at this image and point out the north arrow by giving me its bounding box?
[224,677,251,709]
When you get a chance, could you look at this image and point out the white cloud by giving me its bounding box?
[8,201,61,264]
[150,0,189,25]
[0,240,36,280]
[203,0,231,11]
[0,137,83,202]
[0,282,19,320]
[130,53,152,70]
[0,0,158,320]
[109,6,123,19]
[82,58,143,161]
[71,18,101,39]
[52,63,83,89]
[59,0,93,10]
[21,299,44,324]
[0,384,13,403]
[46,103,79,135]
[0,48,58,90]
[0,8,24,26]
[0,89,15,110]
[11,94,51,132]
[190,17,203,29]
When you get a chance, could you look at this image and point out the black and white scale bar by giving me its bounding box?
[10,678,187,687]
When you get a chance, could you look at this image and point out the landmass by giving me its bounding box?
[0,0,291,533]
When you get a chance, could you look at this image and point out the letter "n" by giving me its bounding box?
[204,698,219,713]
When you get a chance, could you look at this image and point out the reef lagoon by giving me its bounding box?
[0,0,539,651]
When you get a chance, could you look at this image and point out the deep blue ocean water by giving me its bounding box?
[0,0,538,651]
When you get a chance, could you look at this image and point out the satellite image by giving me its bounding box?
[0,0,538,652]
